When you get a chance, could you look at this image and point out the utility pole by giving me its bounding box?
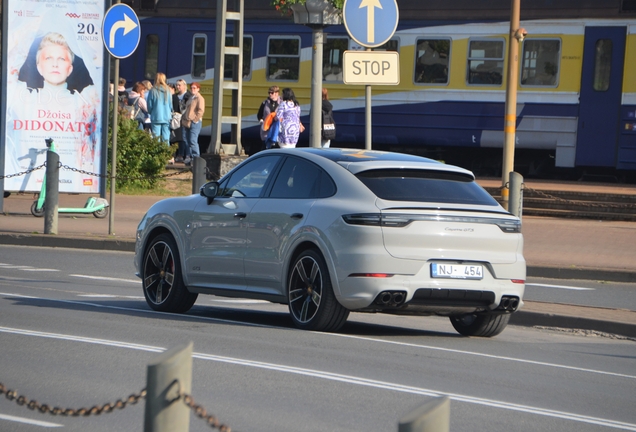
[501,0,526,210]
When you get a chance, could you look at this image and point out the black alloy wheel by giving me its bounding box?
[142,233,197,313]
[288,249,349,332]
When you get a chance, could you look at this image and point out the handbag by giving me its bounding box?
[321,111,336,140]
[170,112,182,130]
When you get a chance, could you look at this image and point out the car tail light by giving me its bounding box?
[511,279,525,284]
[342,213,521,232]
[349,273,394,278]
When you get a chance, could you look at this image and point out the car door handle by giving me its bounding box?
[234,212,247,219]
[291,213,304,219]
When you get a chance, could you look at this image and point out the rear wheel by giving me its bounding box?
[288,249,349,332]
[450,312,510,337]
[142,233,197,313]
[31,201,44,217]
[93,207,108,218]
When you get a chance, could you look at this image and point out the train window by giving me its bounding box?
[191,34,207,79]
[144,34,159,80]
[467,39,504,86]
[324,37,348,82]
[593,39,612,92]
[521,39,560,87]
[414,38,451,85]
[374,38,399,52]
[224,35,253,81]
[267,36,301,81]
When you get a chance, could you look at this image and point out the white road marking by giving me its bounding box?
[70,274,140,284]
[0,265,35,269]
[19,269,60,272]
[1,291,633,381]
[1,325,635,431]
[78,294,144,299]
[0,413,62,427]
[210,299,269,304]
[526,283,595,291]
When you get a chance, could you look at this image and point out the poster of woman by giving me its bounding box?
[3,0,105,193]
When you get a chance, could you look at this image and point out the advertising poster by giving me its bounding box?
[3,0,105,193]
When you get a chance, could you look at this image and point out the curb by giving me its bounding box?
[527,265,636,284]
[0,233,135,252]
[510,310,636,339]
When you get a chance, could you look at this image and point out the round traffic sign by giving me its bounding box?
[343,0,399,48]
[102,3,140,59]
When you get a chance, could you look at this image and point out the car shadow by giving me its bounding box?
[5,295,458,338]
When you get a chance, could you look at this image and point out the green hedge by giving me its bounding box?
[107,108,175,190]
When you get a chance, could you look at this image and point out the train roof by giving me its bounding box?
[128,0,635,20]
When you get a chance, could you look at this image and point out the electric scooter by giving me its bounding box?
[30,138,109,219]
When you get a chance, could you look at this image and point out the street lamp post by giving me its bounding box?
[291,0,341,148]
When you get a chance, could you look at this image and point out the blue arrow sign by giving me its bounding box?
[102,3,140,59]
[343,0,399,48]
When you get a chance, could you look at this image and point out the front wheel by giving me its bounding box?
[142,233,197,313]
[31,201,45,217]
[288,249,349,332]
[450,312,511,337]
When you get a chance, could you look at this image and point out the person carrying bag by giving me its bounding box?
[321,88,336,148]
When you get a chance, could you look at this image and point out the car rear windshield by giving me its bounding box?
[356,169,499,206]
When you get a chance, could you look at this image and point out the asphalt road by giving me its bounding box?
[1,246,635,431]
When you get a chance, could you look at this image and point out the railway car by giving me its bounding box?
[119,0,636,178]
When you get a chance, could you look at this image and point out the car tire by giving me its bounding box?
[288,249,349,332]
[450,312,510,337]
[142,233,198,313]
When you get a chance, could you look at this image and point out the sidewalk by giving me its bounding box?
[1,189,635,338]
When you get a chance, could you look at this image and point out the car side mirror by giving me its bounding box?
[200,181,220,204]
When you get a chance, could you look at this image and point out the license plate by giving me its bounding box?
[431,263,483,280]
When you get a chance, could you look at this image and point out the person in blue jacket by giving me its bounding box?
[146,72,172,144]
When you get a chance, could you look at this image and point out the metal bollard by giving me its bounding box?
[398,396,450,432]
[508,171,524,219]
[144,342,193,432]
[192,156,207,194]
[44,150,59,235]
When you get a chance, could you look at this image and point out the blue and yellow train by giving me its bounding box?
[119,1,636,177]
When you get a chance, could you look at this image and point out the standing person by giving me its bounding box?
[128,82,150,131]
[181,82,205,165]
[146,72,173,146]
[276,88,302,149]
[258,85,280,150]
[117,77,129,108]
[172,79,191,162]
[141,80,153,99]
[321,88,336,148]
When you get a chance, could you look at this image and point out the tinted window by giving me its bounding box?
[144,34,159,80]
[467,39,504,85]
[356,169,498,206]
[521,39,561,87]
[414,38,450,84]
[593,39,612,91]
[270,158,335,199]
[220,156,280,198]
[267,36,300,81]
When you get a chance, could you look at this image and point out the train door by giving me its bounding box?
[575,27,626,167]
[130,22,169,82]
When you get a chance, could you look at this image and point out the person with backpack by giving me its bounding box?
[321,88,336,148]
[258,86,280,150]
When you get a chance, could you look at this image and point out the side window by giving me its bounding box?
[520,39,561,87]
[593,39,612,91]
[267,36,301,81]
[270,158,335,199]
[374,38,399,52]
[324,37,348,82]
[192,34,207,79]
[220,156,280,198]
[467,39,504,85]
[144,34,159,80]
[414,38,451,84]
[224,35,253,81]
